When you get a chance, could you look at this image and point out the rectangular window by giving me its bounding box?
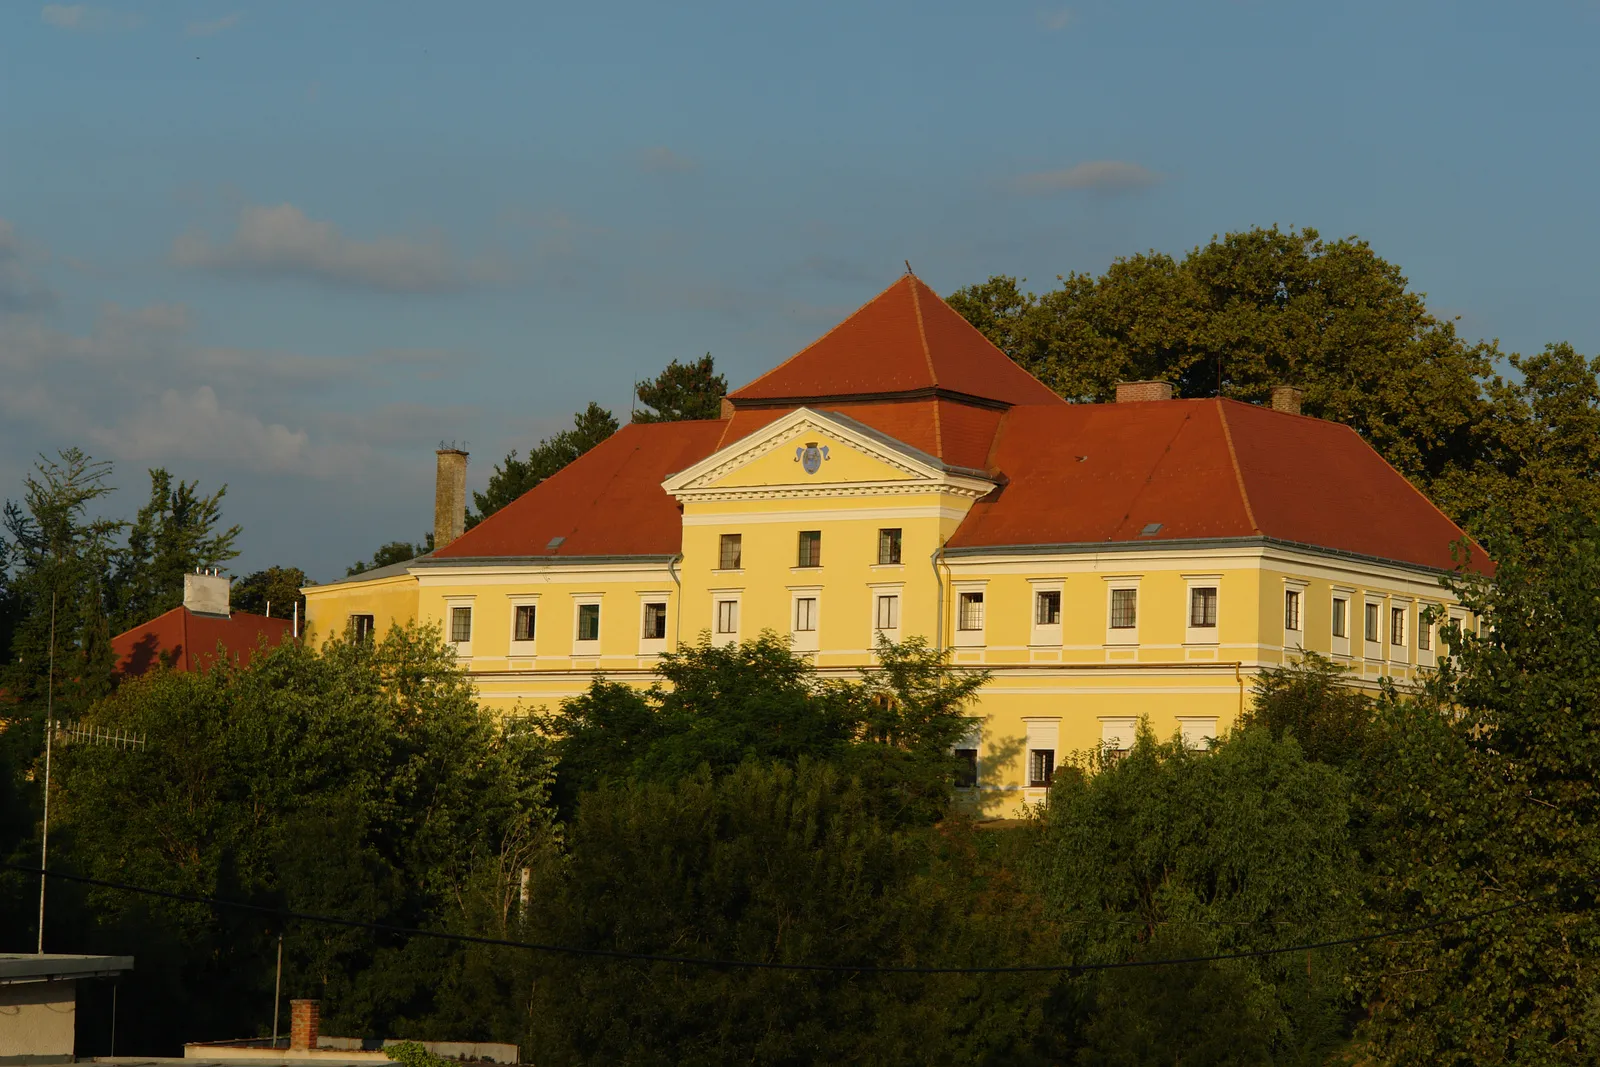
[877,527,902,565]
[957,591,985,631]
[513,605,536,642]
[954,748,978,789]
[1028,749,1055,788]
[1391,606,1406,647]
[349,614,375,642]
[1109,588,1137,629]
[797,530,822,567]
[450,606,472,643]
[719,533,742,570]
[1036,590,1062,626]
[577,603,600,643]
[1419,612,1432,651]
[1332,597,1348,639]
[1284,589,1302,631]
[875,594,899,631]
[794,597,818,632]
[642,602,667,640]
[1365,602,1381,643]
[715,599,739,635]
[1189,587,1218,628]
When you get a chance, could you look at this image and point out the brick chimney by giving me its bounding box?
[1270,385,1304,416]
[289,999,320,1051]
[182,571,230,617]
[1115,380,1174,403]
[434,448,469,552]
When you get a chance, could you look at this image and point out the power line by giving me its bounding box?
[4,862,1565,976]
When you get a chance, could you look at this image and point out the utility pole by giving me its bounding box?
[272,931,284,1047]
[37,592,55,955]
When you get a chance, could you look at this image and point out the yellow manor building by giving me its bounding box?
[305,274,1490,814]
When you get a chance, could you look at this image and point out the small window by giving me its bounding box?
[715,599,739,635]
[1036,590,1062,626]
[348,614,375,642]
[1109,588,1137,629]
[577,603,600,643]
[1332,597,1348,639]
[1029,749,1055,788]
[1391,606,1406,647]
[1365,602,1381,643]
[642,602,667,640]
[719,533,742,570]
[1189,587,1217,628]
[875,594,899,631]
[513,605,536,642]
[954,748,978,789]
[1418,612,1432,651]
[450,606,472,643]
[797,530,822,568]
[1284,589,1302,632]
[794,597,818,632]
[877,528,902,565]
[957,591,985,631]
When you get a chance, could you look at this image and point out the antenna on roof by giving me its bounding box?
[904,259,914,276]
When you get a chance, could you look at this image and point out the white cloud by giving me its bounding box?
[90,385,328,476]
[640,146,698,174]
[1037,8,1073,31]
[0,219,56,312]
[186,11,242,37]
[40,4,141,31]
[1013,160,1162,194]
[172,203,497,293]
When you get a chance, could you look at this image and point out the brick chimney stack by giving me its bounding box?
[1115,381,1174,403]
[289,999,320,1051]
[434,448,469,552]
[1270,385,1304,416]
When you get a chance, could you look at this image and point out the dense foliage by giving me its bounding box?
[631,352,726,423]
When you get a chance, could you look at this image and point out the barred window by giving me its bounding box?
[719,533,742,570]
[878,527,902,565]
[1036,590,1062,626]
[794,597,818,632]
[715,600,739,635]
[1109,588,1137,629]
[797,530,822,567]
[954,749,978,789]
[1189,587,1217,628]
[577,603,600,643]
[957,591,985,631]
[1284,589,1302,631]
[349,614,375,642]
[1391,606,1406,647]
[875,594,899,631]
[513,605,536,642]
[1029,749,1055,788]
[642,602,667,640]
[1332,597,1348,639]
[450,606,472,644]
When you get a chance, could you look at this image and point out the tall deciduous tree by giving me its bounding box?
[231,565,313,620]
[111,469,240,630]
[631,353,726,423]
[469,402,618,526]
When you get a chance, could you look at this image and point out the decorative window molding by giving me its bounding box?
[1103,576,1140,647]
[1283,578,1308,651]
[1028,578,1063,648]
[1178,717,1219,751]
[639,594,670,656]
[445,595,475,657]
[1183,574,1221,647]
[789,586,821,652]
[868,581,904,648]
[571,595,603,657]
[711,590,742,648]
[952,580,988,648]
[1330,587,1354,658]
[1100,717,1136,761]
[1024,717,1060,790]
[508,594,540,657]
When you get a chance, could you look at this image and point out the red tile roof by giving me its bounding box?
[433,420,728,559]
[112,607,295,678]
[728,275,1065,408]
[946,398,1491,573]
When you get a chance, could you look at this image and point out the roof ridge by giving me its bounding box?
[730,275,914,398]
[1216,399,1261,535]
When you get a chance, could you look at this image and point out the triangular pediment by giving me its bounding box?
[662,408,994,501]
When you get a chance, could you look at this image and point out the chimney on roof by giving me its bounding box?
[1270,385,1304,416]
[289,999,320,1051]
[434,447,469,551]
[183,571,230,617]
[719,397,735,419]
[1115,381,1174,403]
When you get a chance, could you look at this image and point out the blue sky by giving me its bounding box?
[2,1,1597,582]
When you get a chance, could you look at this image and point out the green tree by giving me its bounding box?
[231,566,313,620]
[1240,651,1376,770]
[469,402,618,526]
[347,534,433,577]
[111,468,240,630]
[631,353,727,423]
[1035,725,1359,1065]
[527,761,1052,1067]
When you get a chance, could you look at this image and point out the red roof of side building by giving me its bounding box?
[433,419,729,559]
[946,398,1492,574]
[728,274,1065,409]
[112,606,295,679]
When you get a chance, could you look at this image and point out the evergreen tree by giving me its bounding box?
[111,469,240,630]
[469,403,618,526]
[631,353,727,423]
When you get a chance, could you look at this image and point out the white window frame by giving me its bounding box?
[1100,716,1136,759]
[868,581,904,647]
[1330,588,1353,658]
[952,581,987,648]
[1029,578,1063,648]
[789,586,821,652]
[1183,575,1221,646]
[445,596,475,658]
[571,595,603,657]
[1389,597,1412,664]
[1104,577,1140,647]
[1177,716,1219,751]
[1023,717,1060,793]
[1416,601,1438,668]
[1364,597,1384,661]
[710,590,742,648]
[638,593,670,656]
[507,594,539,658]
[1283,578,1308,651]
[716,532,743,572]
